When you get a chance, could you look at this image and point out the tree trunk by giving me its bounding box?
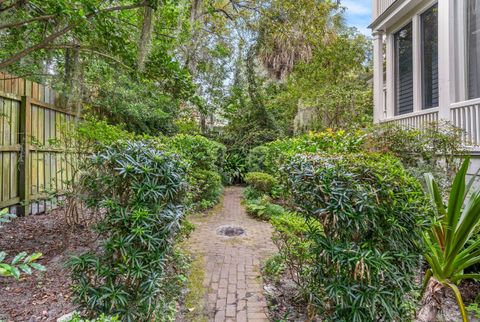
[416,278,445,322]
[63,41,83,114]
[137,5,155,72]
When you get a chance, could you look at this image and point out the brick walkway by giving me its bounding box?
[186,186,276,322]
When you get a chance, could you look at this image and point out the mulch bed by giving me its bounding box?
[0,209,98,322]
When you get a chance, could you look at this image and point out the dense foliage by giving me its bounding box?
[280,153,430,321]
[245,196,286,221]
[270,212,321,288]
[69,141,188,320]
[364,122,466,187]
[0,0,195,134]
[247,130,364,175]
[165,134,225,173]
[160,134,225,209]
[244,172,278,196]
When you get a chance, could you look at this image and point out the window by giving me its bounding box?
[395,22,414,115]
[421,4,439,108]
[467,0,480,99]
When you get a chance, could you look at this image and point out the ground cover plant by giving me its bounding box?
[277,153,430,321]
[0,209,45,280]
[69,140,188,320]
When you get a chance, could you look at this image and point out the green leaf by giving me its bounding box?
[445,158,470,256]
[24,252,43,263]
[19,264,32,275]
[30,263,46,272]
[10,266,20,280]
[11,252,27,265]
[0,251,6,262]
[447,283,469,322]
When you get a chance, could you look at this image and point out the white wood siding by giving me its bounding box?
[373,0,397,19]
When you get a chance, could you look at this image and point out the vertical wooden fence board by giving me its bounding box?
[18,96,30,215]
[4,74,11,93]
[3,150,10,201]
[12,101,19,144]
[4,99,11,145]
[0,153,3,201]
[11,153,17,199]
[0,98,4,146]
[0,75,78,213]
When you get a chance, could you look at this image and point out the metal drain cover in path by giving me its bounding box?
[216,225,246,237]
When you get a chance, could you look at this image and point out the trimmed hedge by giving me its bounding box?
[166,134,225,172]
[244,172,278,195]
[247,130,364,175]
[280,153,430,321]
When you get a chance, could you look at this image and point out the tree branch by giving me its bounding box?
[44,44,132,70]
[0,14,56,30]
[0,1,147,69]
[0,0,22,12]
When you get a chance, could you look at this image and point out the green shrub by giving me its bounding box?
[263,254,286,284]
[76,118,134,147]
[248,130,364,175]
[244,172,278,195]
[190,169,222,208]
[270,212,321,288]
[68,313,119,322]
[282,153,430,321]
[157,134,225,208]
[223,152,247,184]
[167,134,225,172]
[246,146,270,172]
[245,196,286,220]
[69,140,187,320]
[243,186,262,200]
[364,122,466,186]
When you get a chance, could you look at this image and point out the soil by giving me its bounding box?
[264,271,480,322]
[0,209,98,322]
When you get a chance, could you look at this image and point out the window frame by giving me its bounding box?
[420,3,439,109]
[453,0,480,102]
[394,21,414,115]
[386,0,439,117]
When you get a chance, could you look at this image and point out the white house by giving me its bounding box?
[370,0,480,174]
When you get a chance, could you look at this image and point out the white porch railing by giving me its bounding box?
[451,100,480,146]
[380,109,439,129]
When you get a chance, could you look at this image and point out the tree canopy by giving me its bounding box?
[0,0,372,138]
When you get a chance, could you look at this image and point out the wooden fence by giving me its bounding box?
[0,72,78,215]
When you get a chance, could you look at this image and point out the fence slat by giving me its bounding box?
[0,74,79,214]
[18,96,31,216]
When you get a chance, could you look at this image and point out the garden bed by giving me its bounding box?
[263,271,480,322]
[0,209,98,321]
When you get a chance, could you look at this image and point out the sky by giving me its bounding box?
[342,0,372,36]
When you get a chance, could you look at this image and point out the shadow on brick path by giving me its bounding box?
[183,186,276,322]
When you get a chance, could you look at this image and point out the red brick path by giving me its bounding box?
[187,186,276,322]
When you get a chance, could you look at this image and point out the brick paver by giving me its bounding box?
[187,186,276,321]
